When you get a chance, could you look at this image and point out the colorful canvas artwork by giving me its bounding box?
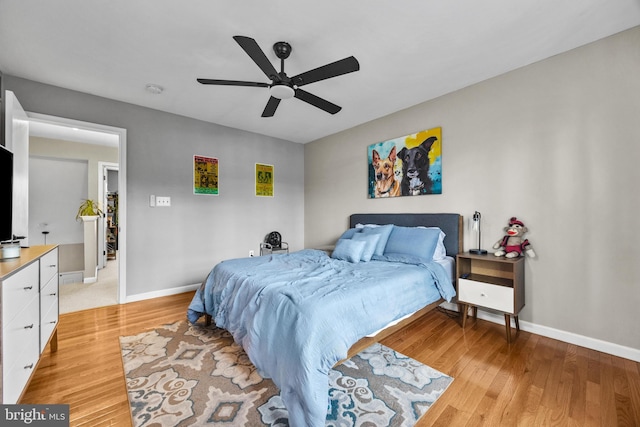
[368,127,442,198]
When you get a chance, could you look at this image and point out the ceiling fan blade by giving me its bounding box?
[233,36,280,81]
[292,56,360,87]
[262,97,281,117]
[294,89,341,114]
[197,78,269,88]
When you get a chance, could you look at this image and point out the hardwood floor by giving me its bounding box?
[21,293,640,426]
[20,291,195,426]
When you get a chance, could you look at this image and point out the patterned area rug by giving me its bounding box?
[119,320,453,427]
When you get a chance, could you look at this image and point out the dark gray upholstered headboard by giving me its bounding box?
[349,213,463,257]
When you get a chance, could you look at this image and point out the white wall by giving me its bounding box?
[29,156,87,245]
[305,27,640,352]
[29,136,118,246]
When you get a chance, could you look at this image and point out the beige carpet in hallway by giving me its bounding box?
[59,258,118,313]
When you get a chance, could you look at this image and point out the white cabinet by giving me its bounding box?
[0,245,59,403]
[2,264,40,404]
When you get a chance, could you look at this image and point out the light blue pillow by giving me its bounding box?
[360,224,393,256]
[423,227,447,260]
[338,227,361,240]
[331,238,366,263]
[384,225,441,260]
[351,233,381,262]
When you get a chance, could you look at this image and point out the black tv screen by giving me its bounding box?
[0,145,13,242]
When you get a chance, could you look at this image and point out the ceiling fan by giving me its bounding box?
[197,36,360,117]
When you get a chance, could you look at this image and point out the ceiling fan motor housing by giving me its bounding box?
[273,41,292,59]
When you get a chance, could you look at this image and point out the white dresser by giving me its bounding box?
[0,245,59,404]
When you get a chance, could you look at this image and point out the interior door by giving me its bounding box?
[4,91,29,247]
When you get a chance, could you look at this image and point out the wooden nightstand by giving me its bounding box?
[456,252,525,343]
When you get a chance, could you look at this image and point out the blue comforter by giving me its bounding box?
[187,249,455,427]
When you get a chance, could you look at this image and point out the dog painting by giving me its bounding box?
[371,145,401,197]
[368,127,442,198]
[398,136,437,196]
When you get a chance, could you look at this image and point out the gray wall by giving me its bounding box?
[6,76,305,296]
[305,27,640,351]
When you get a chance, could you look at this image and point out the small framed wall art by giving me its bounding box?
[368,127,442,198]
[255,163,274,197]
[194,155,219,195]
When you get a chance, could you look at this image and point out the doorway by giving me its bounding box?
[28,112,127,306]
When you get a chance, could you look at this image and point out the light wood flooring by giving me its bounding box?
[21,292,640,426]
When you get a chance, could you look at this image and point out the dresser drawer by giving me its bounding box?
[458,278,515,313]
[2,295,40,403]
[41,305,58,353]
[2,262,39,325]
[3,295,40,361]
[2,326,39,404]
[41,274,59,351]
[41,273,59,314]
[40,248,59,288]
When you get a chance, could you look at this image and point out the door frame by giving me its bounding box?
[27,112,127,304]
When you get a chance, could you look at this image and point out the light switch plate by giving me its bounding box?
[156,196,171,207]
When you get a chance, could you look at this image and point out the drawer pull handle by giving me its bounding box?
[480,293,487,297]
[24,363,34,370]
[50,320,57,325]
[49,293,57,296]
[24,324,34,329]
[49,264,57,268]
[23,286,33,290]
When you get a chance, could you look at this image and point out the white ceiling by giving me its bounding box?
[1,1,639,144]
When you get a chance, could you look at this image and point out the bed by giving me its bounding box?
[187,213,462,427]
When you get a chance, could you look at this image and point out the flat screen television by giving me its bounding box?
[0,145,13,243]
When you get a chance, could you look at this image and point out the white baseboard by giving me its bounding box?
[440,302,640,363]
[125,283,201,304]
[83,265,98,283]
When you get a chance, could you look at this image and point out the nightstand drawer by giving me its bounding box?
[458,278,514,313]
